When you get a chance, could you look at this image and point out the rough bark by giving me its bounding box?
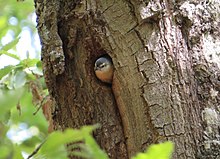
[35,0,220,159]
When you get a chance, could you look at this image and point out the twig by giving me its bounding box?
[33,95,48,115]
[27,140,46,159]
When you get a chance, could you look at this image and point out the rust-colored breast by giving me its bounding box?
[95,67,113,83]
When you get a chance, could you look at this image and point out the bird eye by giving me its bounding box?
[100,63,106,68]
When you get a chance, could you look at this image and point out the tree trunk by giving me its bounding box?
[34,0,220,158]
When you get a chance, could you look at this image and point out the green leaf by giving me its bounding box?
[83,135,108,159]
[0,65,14,79]
[132,141,174,159]
[39,125,100,159]
[70,125,108,159]
[13,71,26,88]
[0,122,9,138]
[1,111,11,124]
[0,88,25,118]
[1,37,20,51]
[0,145,11,159]
[0,50,20,60]
[20,58,40,68]
[9,87,48,132]
[37,144,68,159]
[39,129,84,159]
[12,144,23,159]
[41,129,85,153]
[36,61,42,68]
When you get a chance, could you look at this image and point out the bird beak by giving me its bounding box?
[94,66,98,71]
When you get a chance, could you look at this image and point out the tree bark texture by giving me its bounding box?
[34,0,220,158]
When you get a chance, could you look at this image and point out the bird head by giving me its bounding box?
[94,56,114,84]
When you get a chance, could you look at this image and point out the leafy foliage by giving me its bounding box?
[35,125,173,159]
[0,0,48,158]
[132,142,174,159]
[0,0,35,40]
[36,125,108,159]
